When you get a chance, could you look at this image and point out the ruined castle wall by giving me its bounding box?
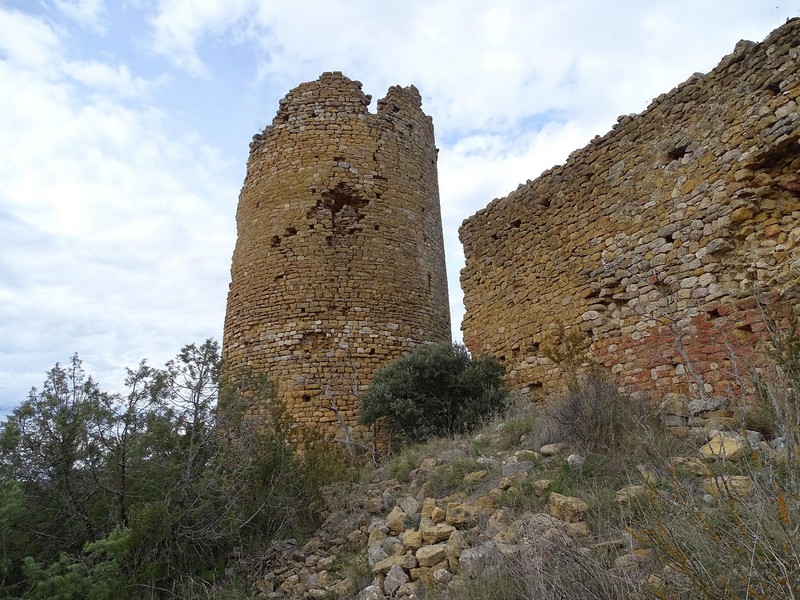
[223,72,450,438]
[460,21,800,398]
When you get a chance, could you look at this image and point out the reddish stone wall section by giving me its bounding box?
[460,21,800,399]
[223,72,450,439]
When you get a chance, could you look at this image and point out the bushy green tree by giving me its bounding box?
[360,342,507,444]
[0,341,348,598]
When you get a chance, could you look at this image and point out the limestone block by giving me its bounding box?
[445,503,478,528]
[420,522,455,544]
[372,553,417,575]
[458,546,495,579]
[416,543,448,568]
[400,529,424,552]
[386,506,408,535]
[701,475,754,499]
[699,435,748,461]
[549,492,590,523]
[384,563,409,595]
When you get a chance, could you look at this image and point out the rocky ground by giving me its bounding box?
[249,391,791,600]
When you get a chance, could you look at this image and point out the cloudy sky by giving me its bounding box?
[0,0,795,410]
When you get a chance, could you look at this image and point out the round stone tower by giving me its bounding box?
[223,72,450,440]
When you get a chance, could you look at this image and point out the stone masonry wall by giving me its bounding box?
[223,72,450,440]
[460,20,800,399]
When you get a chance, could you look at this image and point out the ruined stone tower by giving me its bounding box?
[223,72,450,439]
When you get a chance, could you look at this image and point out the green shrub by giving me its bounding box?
[359,342,507,445]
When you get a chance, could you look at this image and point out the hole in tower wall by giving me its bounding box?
[286,227,297,236]
[510,219,521,228]
[668,145,689,161]
[271,235,281,247]
[302,394,311,403]
[764,81,782,94]
[315,183,370,237]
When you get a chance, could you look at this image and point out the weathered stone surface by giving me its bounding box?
[699,434,748,461]
[445,503,478,527]
[447,530,468,561]
[460,21,800,401]
[357,585,384,600]
[669,456,713,477]
[661,393,690,417]
[386,506,408,535]
[416,543,448,567]
[421,522,455,544]
[367,543,389,569]
[409,566,431,583]
[398,497,421,517]
[459,546,495,579]
[702,475,754,499]
[222,71,450,443]
[463,469,488,484]
[420,497,437,519]
[567,453,585,469]
[400,529,424,552]
[430,505,446,523]
[384,563,409,595]
[540,443,568,457]
[549,493,590,523]
[373,553,417,575]
[689,396,729,415]
[433,568,453,585]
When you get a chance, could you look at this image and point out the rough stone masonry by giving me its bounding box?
[223,72,450,441]
[460,19,800,399]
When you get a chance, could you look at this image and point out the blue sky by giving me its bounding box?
[0,0,795,411]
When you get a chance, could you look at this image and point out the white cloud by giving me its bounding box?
[0,5,235,406]
[148,0,257,76]
[64,60,164,98]
[54,0,106,33]
[0,7,61,68]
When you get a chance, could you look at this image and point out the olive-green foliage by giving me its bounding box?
[359,342,508,444]
[0,341,349,599]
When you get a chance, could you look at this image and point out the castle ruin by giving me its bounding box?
[222,72,450,439]
[460,19,800,399]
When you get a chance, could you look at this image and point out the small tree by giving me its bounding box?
[359,342,507,445]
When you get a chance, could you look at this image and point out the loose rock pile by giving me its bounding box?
[255,399,786,599]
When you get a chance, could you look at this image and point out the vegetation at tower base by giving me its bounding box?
[359,342,508,446]
[222,72,450,446]
[0,341,351,599]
